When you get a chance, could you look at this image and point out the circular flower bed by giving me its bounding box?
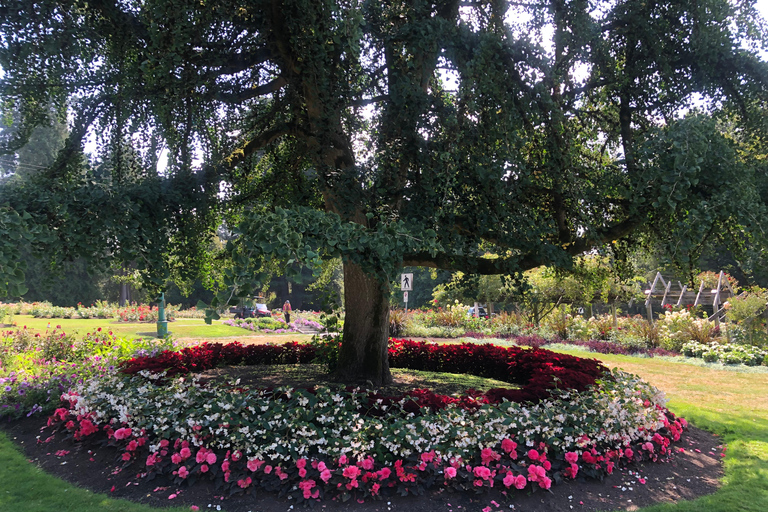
[47,340,688,505]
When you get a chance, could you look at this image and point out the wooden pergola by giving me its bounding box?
[644,271,736,325]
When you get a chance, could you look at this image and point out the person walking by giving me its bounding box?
[282,300,292,324]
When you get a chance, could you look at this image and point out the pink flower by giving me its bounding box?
[420,451,436,464]
[565,451,579,464]
[527,449,539,460]
[538,476,552,489]
[237,477,252,488]
[264,465,273,474]
[371,482,381,495]
[196,449,207,464]
[481,448,501,465]
[146,453,158,467]
[317,461,327,472]
[200,464,209,473]
[121,452,131,461]
[298,479,316,491]
[483,507,492,512]
[527,465,546,482]
[445,467,457,479]
[339,454,349,465]
[177,466,189,479]
[126,440,138,452]
[206,452,217,465]
[299,468,307,478]
[501,439,517,453]
[296,458,307,469]
[221,460,230,472]
[624,448,634,459]
[190,507,200,511]
[114,427,132,440]
[343,465,361,480]
[180,447,191,459]
[247,458,264,472]
[171,453,182,465]
[473,466,492,480]
[542,460,551,471]
[320,469,332,483]
[514,474,527,489]
[378,467,391,480]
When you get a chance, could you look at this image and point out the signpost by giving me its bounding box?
[156,292,168,338]
[401,273,413,313]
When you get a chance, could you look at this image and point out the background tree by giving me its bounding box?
[1,0,767,385]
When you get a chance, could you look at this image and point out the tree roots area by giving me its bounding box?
[3,417,722,512]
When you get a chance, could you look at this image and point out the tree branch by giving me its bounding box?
[214,76,288,103]
[350,95,389,107]
[403,217,643,274]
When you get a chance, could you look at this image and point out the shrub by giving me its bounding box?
[433,303,467,328]
[307,335,341,372]
[389,309,409,337]
[401,324,466,338]
[681,340,768,366]
[489,311,527,335]
[627,317,660,348]
[680,318,719,344]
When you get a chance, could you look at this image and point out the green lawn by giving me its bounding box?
[1,343,767,511]
[6,314,314,341]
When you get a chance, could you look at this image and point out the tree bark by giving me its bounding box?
[334,261,393,386]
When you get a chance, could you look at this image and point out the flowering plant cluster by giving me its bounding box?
[387,339,607,403]
[117,303,177,323]
[29,300,119,319]
[49,363,686,504]
[0,330,177,418]
[682,340,768,366]
[119,341,318,376]
[120,339,607,405]
[503,334,677,358]
[224,316,325,334]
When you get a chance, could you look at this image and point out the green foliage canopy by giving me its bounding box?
[1,0,767,324]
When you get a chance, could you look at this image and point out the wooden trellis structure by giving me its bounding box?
[644,271,736,325]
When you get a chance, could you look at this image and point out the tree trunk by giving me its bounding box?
[334,261,393,386]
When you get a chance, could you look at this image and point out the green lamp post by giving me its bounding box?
[156,292,168,338]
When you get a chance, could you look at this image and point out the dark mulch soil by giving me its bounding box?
[1,416,724,512]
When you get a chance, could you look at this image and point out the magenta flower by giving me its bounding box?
[342,465,360,480]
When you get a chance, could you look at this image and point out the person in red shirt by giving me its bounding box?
[282,300,292,324]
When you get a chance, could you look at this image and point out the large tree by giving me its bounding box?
[1,0,766,385]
